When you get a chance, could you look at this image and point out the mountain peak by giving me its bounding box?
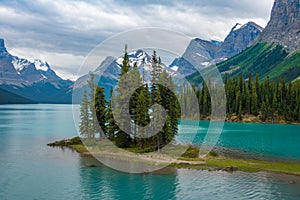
[116,49,151,67]
[0,38,4,48]
[0,38,8,55]
[231,23,242,31]
[34,59,50,71]
[245,21,264,31]
[231,21,263,32]
[216,21,263,58]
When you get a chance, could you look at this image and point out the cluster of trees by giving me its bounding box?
[80,47,180,152]
[224,74,300,122]
[181,73,300,122]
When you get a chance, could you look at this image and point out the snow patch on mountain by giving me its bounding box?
[196,53,208,59]
[34,59,50,71]
[171,66,179,71]
[12,57,32,71]
[201,62,210,66]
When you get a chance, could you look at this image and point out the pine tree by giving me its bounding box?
[251,86,258,116]
[129,62,143,143]
[106,88,117,141]
[114,45,132,148]
[238,101,242,120]
[159,69,180,140]
[79,90,90,138]
[87,73,97,138]
[95,86,106,138]
[271,92,278,123]
[135,84,151,149]
[153,87,163,152]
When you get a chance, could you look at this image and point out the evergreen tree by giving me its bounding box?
[114,45,132,148]
[153,87,163,152]
[106,87,117,141]
[87,73,97,138]
[251,86,259,116]
[135,84,151,149]
[79,90,91,138]
[129,62,144,143]
[95,86,106,138]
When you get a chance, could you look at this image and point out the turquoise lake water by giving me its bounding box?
[0,104,300,200]
[177,120,300,160]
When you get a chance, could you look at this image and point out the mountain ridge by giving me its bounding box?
[169,21,263,76]
[0,38,73,103]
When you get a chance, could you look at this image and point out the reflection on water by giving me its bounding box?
[79,156,177,200]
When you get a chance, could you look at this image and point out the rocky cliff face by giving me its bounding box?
[217,22,263,58]
[258,0,300,51]
[169,38,220,75]
[0,39,22,83]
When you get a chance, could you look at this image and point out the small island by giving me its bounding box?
[48,136,300,175]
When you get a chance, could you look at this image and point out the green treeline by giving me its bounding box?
[181,73,300,122]
[80,47,180,152]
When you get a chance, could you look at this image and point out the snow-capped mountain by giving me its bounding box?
[73,49,175,102]
[169,21,263,76]
[12,57,71,89]
[0,38,73,103]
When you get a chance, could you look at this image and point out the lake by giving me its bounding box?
[0,104,300,200]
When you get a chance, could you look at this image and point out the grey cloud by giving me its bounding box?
[0,0,274,79]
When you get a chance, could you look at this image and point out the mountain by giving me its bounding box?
[0,87,37,104]
[169,21,263,76]
[188,43,300,83]
[216,22,263,58]
[0,38,73,103]
[217,0,300,82]
[188,0,300,84]
[169,39,220,75]
[256,0,300,51]
[73,49,175,102]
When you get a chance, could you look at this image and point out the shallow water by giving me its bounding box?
[0,104,300,200]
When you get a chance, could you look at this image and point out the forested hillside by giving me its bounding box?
[188,43,300,84]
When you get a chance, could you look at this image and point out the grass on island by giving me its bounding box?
[47,136,88,153]
[48,137,300,175]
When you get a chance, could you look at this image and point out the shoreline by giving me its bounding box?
[199,114,300,125]
[48,137,300,176]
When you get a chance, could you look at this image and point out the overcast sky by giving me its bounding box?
[0,0,274,80]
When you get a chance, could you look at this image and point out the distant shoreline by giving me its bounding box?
[2,103,299,125]
[197,114,300,125]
